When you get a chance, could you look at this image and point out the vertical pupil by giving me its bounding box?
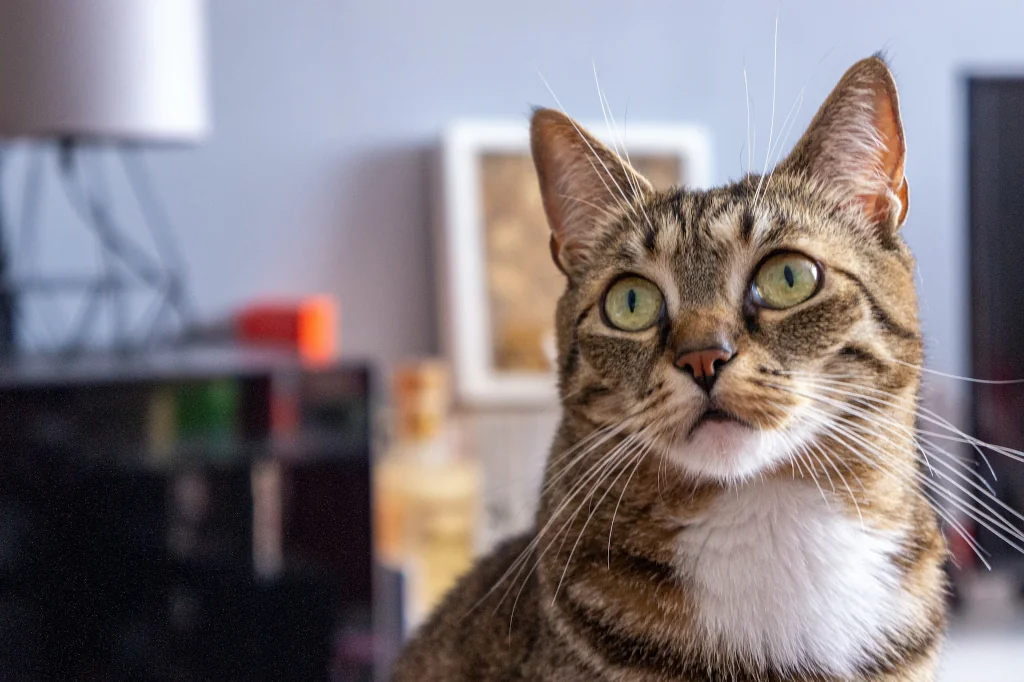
[783,265,795,287]
[627,289,637,313]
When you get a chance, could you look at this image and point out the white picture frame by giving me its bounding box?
[436,119,712,408]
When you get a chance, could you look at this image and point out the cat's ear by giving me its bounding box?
[530,108,653,275]
[777,55,909,231]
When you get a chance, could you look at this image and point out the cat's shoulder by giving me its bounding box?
[392,532,546,681]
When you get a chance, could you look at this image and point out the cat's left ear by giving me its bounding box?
[777,55,909,231]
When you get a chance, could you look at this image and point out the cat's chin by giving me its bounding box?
[667,420,784,483]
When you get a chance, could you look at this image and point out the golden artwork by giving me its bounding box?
[438,122,709,405]
[479,152,682,373]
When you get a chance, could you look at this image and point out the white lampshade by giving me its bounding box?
[0,0,209,142]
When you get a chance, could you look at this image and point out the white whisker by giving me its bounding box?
[592,62,657,233]
[891,358,1024,385]
[538,71,637,219]
[752,13,779,206]
[502,431,640,626]
[743,60,752,174]
[551,430,651,603]
[810,437,866,527]
[766,381,1024,560]
[756,44,840,209]
[805,406,1024,554]
[607,437,655,567]
[778,371,1002,479]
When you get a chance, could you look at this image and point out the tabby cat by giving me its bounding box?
[393,56,948,681]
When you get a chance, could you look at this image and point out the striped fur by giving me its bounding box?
[394,56,947,682]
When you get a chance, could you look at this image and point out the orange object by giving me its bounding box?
[236,296,338,364]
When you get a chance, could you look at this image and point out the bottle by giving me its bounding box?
[373,360,480,632]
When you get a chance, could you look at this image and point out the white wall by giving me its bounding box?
[9,0,1024,379]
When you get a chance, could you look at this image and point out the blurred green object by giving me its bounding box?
[175,380,239,453]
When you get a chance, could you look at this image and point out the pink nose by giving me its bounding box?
[674,346,735,393]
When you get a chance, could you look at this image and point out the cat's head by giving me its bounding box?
[532,55,922,484]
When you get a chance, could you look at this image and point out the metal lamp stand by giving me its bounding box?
[0,140,194,355]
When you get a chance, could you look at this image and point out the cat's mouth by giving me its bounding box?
[687,407,751,439]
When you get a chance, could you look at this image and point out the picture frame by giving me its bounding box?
[436,119,712,407]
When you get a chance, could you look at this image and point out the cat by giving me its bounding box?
[392,55,949,682]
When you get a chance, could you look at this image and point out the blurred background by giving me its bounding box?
[0,0,1023,680]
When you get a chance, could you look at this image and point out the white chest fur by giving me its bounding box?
[674,479,911,677]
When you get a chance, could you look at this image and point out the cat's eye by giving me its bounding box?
[752,252,821,309]
[603,276,664,331]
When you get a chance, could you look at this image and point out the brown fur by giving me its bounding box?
[393,56,947,682]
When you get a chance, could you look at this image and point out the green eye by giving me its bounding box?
[603,276,664,331]
[753,252,821,309]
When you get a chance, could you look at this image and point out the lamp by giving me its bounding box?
[0,0,209,354]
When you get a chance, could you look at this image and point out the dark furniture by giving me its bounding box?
[0,348,382,681]
[967,76,1024,569]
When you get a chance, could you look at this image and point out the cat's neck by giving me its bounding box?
[671,475,921,677]
[536,424,944,679]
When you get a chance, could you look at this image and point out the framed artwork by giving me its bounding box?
[437,120,712,407]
